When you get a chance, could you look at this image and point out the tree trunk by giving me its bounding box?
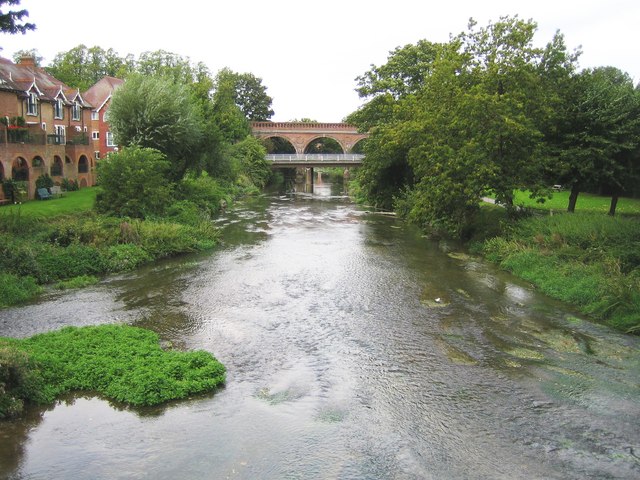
[608,195,619,216]
[567,184,580,213]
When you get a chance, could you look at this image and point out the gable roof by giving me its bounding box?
[83,76,124,112]
[0,56,94,107]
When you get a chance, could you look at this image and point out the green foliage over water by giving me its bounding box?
[0,325,226,418]
[483,212,640,332]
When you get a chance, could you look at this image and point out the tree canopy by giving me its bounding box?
[0,0,34,35]
[349,16,640,236]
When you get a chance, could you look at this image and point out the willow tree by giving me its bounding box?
[107,74,205,180]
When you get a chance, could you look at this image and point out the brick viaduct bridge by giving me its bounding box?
[251,122,368,168]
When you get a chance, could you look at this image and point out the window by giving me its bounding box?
[72,102,81,121]
[27,92,38,116]
[106,131,116,147]
[94,151,100,159]
[42,122,46,130]
[55,125,66,144]
[92,131,100,140]
[54,98,64,119]
[91,111,99,121]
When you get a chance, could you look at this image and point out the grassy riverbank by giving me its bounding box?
[0,181,236,308]
[481,211,640,333]
[0,324,226,418]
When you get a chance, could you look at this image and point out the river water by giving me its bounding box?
[0,182,639,479]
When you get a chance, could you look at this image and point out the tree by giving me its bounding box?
[95,147,174,218]
[214,68,274,121]
[350,16,578,236]
[0,0,34,35]
[46,45,132,91]
[12,48,42,65]
[228,136,271,188]
[107,74,205,180]
[552,67,640,213]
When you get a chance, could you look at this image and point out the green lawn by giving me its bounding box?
[512,189,640,215]
[0,187,98,218]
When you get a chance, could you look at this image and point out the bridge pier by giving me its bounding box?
[305,167,314,193]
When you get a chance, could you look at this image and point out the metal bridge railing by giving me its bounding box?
[266,154,364,163]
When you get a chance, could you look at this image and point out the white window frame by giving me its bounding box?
[106,131,116,147]
[91,111,99,121]
[92,131,100,140]
[54,125,66,144]
[54,98,64,119]
[27,92,38,116]
[72,102,81,121]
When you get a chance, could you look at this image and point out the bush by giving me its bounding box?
[102,244,152,272]
[35,174,54,191]
[35,244,106,283]
[0,273,42,308]
[61,178,79,192]
[95,146,174,219]
[176,174,232,217]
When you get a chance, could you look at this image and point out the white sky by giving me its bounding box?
[1,0,638,122]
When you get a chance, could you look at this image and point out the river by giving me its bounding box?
[0,181,639,479]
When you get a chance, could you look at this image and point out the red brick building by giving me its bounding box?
[83,76,124,160]
[0,56,95,201]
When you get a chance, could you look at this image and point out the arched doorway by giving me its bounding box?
[51,155,63,177]
[78,155,89,174]
[12,157,29,181]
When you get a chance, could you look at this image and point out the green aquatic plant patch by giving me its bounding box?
[0,325,226,418]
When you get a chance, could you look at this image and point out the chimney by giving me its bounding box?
[18,56,36,68]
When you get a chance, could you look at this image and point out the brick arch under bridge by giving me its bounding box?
[251,122,368,154]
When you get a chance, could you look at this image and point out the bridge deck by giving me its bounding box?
[267,153,364,167]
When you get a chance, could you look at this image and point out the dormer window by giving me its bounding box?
[54,98,64,119]
[72,102,81,121]
[27,92,38,116]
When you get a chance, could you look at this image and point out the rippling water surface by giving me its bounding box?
[1,186,638,479]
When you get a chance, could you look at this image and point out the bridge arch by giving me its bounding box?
[261,136,296,154]
[251,122,368,155]
[303,136,345,154]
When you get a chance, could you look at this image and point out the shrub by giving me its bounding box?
[176,174,232,217]
[35,174,54,191]
[35,244,106,283]
[96,146,174,219]
[0,273,42,308]
[61,178,79,191]
[102,244,152,272]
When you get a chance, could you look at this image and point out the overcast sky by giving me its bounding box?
[1,0,638,122]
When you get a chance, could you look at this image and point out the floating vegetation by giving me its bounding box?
[506,346,545,360]
[435,337,478,365]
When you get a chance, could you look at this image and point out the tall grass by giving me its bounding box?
[484,212,640,332]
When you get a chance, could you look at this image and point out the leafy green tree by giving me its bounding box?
[12,48,42,65]
[214,68,274,121]
[95,147,174,218]
[136,50,198,84]
[45,45,132,90]
[107,74,205,180]
[552,67,640,213]
[211,73,251,144]
[228,136,271,188]
[0,0,34,34]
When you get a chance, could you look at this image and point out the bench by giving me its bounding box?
[37,187,52,200]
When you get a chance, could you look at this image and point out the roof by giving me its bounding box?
[82,76,124,112]
[0,56,92,107]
